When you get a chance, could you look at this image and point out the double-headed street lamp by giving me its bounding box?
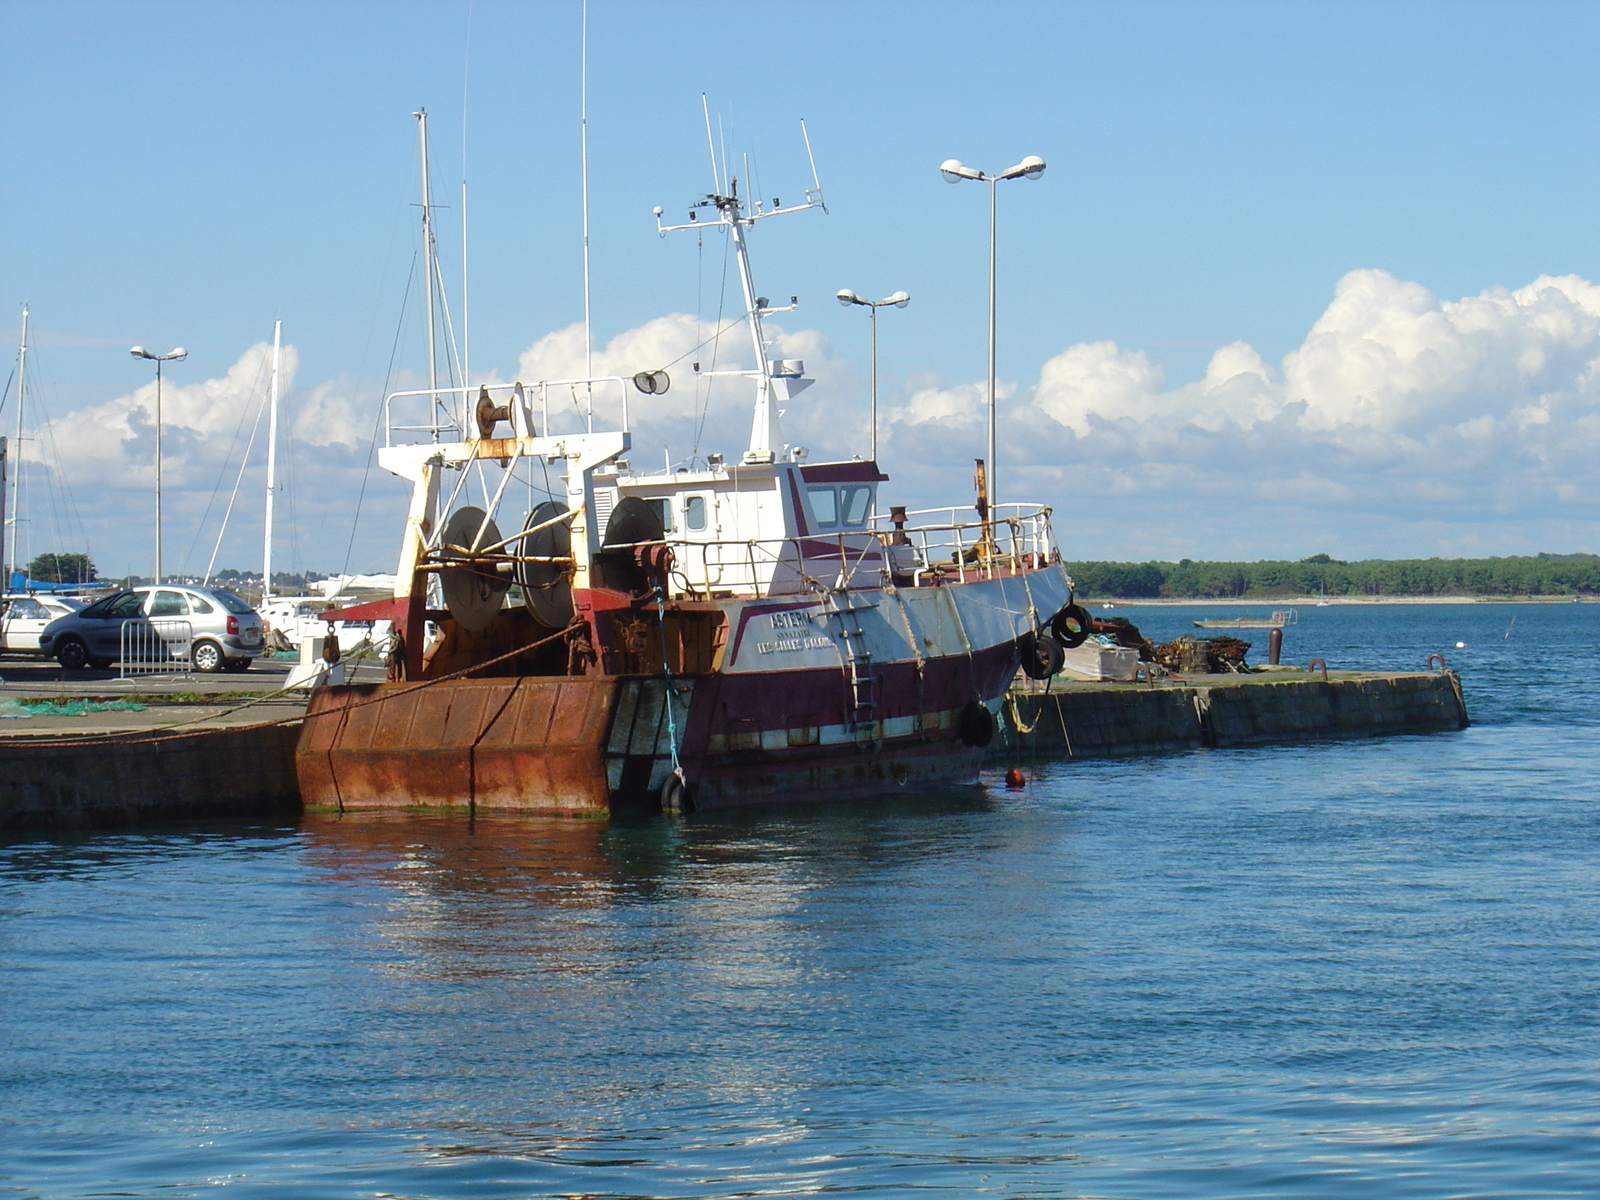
[939,155,1045,517]
[836,288,910,465]
[130,345,187,585]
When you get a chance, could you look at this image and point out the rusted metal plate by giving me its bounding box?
[297,677,621,815]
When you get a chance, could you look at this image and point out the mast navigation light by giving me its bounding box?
[653,206,664,216]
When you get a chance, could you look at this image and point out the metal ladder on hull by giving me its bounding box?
[829,595,877,730]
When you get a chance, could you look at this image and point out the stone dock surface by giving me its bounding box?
[999,669,1468,756]
[0,662,1468,831]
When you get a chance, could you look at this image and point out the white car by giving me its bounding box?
[1,593,87,655]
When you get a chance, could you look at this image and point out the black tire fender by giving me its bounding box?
[1019,631,1066,680]
[659,772,695,815]
[958,700,995,748]
[1050,603,1092,649]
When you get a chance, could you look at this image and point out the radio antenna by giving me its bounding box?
[700,93,721,195]
[800,118,826,213]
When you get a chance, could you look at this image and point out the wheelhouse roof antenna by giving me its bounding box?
[654,118,828,464]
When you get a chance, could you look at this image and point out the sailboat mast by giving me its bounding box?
[580,0,593,430]
[262,320,281,599]
[415,109,440,435]
[10,304,27,589]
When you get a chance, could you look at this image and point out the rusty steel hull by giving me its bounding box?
[293,663,1002,815]
[297,676,624,816]
[294,564,1061,814]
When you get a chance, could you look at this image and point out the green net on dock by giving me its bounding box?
[0,699,149,720]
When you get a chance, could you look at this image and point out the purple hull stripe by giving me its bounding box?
[684,642,1017,743]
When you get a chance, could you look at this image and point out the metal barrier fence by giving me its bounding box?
[118,619,193,680]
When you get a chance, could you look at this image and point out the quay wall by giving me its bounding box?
[0,723,302,833]
[998,671,1468,757]
[0,672,1467,832]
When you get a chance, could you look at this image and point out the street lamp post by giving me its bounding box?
[836,288,910,465]
[938,155,1045,518]
[130,345,187,584]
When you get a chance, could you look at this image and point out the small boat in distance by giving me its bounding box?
[1194,608,1298,630]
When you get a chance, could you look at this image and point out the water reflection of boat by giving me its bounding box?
[297,124,1079,817]
[1193,608,1297,630]
[300,812,621,901]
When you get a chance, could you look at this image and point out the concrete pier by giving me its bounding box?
[0,722,302,831]
[998,669,1468,757]
[0,658,322,833]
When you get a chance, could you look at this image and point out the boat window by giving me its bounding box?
[840,485,873,527]
[808,486,838,529]
[645,497,675,532]
[685,495,707,532]
[147,590,187,617]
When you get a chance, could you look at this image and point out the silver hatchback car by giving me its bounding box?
[40,585,265,672]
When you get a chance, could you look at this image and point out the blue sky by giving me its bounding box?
[5,0,1600,577]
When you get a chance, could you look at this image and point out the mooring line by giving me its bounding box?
[6,626,573,750]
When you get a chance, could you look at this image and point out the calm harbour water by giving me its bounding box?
[3,602,1599,1198]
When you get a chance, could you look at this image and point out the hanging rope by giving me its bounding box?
[655,586,685,785]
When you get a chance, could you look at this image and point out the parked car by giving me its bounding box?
[40,586,264,672]
[0,593,87,655]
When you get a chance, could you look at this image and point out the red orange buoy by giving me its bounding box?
[1005,768,1026,788]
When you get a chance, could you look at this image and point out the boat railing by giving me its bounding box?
[870,504,1057,569]
[384,376,641,448]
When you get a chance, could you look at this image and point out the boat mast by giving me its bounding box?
[415,109,441,438]
[9,304,26,589]
[262,320,281,601]
[724,186,780,463]
[654,129,826,467]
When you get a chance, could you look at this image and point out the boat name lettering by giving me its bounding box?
[769,610,811,630]
[755,635,833,654]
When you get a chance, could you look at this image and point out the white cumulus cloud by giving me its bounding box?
[881,269,1600,557]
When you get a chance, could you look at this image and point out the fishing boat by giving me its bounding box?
[1193,608,1298,629]
[296,132,1083,815]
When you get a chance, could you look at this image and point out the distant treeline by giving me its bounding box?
[1065,553,1600,598]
